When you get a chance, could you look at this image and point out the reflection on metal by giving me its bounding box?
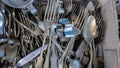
[83,15,98,43]
[2,0,37,14]
[17,45,48,67]
[0,11,4,35]
[0,0,106,68]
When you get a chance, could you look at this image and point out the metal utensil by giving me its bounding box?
[15,12,43,36]
[0,10,4,35]
[58,38,75,68]
[75,41,86,61]
[2,0,37,14]
[0,45,6,58]
[43,0,58,68]
[85,1,95,15]
[63,0,72,14]
[17,44,48,67]
[50,43,58,68]
[35,0,58,67]
[69,59,82,68]
[83,15,98,68]
[5,45,17,63]
[1,6,10,37]
[5,39,20,63]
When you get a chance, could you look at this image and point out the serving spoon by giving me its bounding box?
[83,15,98,68]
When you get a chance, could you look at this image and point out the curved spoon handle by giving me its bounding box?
[87,42,93,68]
[93,40,99,68]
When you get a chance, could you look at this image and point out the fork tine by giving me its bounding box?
[49,0,53,21]
[75,5,83,27]
[44,0,50,20]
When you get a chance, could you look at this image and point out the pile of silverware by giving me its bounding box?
[0,0,105,68]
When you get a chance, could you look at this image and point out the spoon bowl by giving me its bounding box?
[83,15,98,43]
[83,15,98,68]
[2,0,34,8]
[86,2,95,13]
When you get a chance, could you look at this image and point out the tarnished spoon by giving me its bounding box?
[84,1,95,21]
[85,2,100,68]
[5,39,20,63]
[85,1,98,68]
[84,1,95,22]
[63,0,72,14]
[0,44,7,58]
[83,15,98,68]
[85,1,95,14]
[5,45,17,63]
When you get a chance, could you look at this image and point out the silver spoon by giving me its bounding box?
[63,0,72,14]
[83,15,98,68]
[85,2,95,14]
[5,45,17,63]
[2,0,37,14]
[85,2,100,68]
[84,1,95,22]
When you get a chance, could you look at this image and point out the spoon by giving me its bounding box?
[2,0,37,14]
[85,1,95,15]
[85,2,100,68]
[5,45,17,63]
[63,0,72,14]
[84,1,95,24]
[83,15,98,68]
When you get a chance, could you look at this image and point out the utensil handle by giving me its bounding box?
[17,45,48,67]
[87,42,93,68]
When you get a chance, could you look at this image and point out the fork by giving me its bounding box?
[35,0,58,68]
[14,12,43,36]
[43,0,58,68]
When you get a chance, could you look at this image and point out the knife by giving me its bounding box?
[17,44,48,67]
